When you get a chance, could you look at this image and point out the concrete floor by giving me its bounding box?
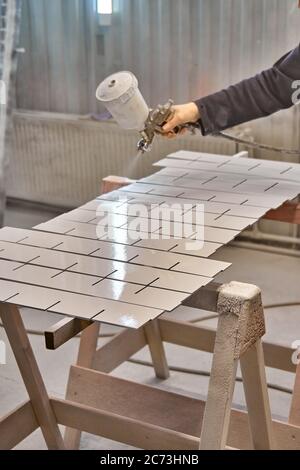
[1,203,300,450]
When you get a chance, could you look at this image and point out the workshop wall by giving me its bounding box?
[16,0,299,111]
[9,0,300,239]
[16,0,300,153]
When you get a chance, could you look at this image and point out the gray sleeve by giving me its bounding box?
[195,43,300,136]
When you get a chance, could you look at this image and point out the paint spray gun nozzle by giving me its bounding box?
[137,100,175,153]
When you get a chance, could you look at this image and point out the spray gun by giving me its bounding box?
[96,71,198,154]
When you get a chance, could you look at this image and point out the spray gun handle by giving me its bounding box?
[137,100,199,153]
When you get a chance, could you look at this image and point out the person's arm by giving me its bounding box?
[163,43,300,136]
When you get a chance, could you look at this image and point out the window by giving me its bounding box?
[97,0,113,15]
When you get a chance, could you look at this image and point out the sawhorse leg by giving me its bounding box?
[200,282,274,450]
[0,303,65,450]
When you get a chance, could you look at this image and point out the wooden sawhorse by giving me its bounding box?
[2,181,300,450]
[0,280,274,450]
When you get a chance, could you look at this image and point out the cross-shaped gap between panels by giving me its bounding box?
[134,277,160,295]
[50,262,79,279]
[12,256,41,272]
[92,269,118,287]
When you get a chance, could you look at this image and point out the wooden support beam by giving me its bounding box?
[52,397,201,451]
[159,318,216,352]
[159,318,296,373]
[92,327,147,373]
[64,322,101,449]
[0,400,38,450]
[183,282,221,311]
[43,313,296,373]
[44,317,92,350]
[52,396,300,451]
[50,364,300,450]
[143,320,170,380]
[264,202,300,224]
[102,176,136,195]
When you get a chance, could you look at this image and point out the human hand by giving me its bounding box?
[162,102,200,138]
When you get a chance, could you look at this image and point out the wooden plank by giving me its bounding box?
[0,400,38,450]
[52,398,201,451]
[43,314,295,373]
[143,320,170,380]
[64,322,100,449]
[264,202,300,224]
[263,341,296,373]
[66,365,204,436]
[240,341,274,449]
[44,317,92,350]
[101,176,135,195]
[183,282,221,312]
[92,327,147,373]
[160,318,216,351]
[51,367,300,450]
[159,318,296,373]
[0,303,65,450]
[52,397,300,451]
[229,408,300,451]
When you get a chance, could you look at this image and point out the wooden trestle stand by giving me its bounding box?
[1,177,300,450]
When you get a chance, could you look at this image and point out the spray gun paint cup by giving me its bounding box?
[96,71,149,132]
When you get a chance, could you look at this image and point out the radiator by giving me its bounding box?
[7,110,236,208]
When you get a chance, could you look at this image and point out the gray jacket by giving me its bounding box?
[195,43,300,135]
